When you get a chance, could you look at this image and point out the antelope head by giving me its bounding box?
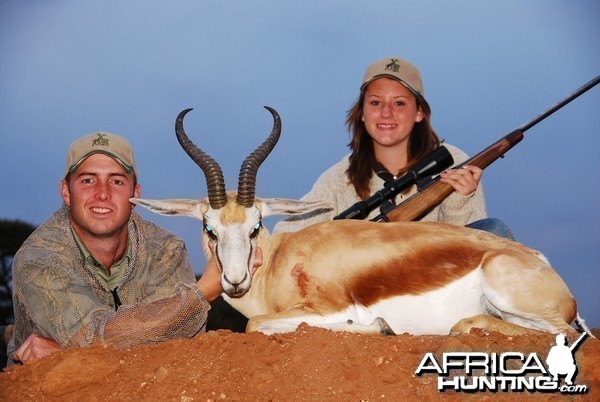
[132,107,330,297]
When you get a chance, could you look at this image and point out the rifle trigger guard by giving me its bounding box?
[378,199,395,222]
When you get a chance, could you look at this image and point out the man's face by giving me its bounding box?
[61,153,140,241]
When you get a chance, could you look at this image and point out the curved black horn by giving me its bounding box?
[175,108,228,209]
[236,106,281,207]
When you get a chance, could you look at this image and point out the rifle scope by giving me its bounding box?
[334,145,454,220]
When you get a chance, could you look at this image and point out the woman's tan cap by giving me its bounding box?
[361,56,430,112]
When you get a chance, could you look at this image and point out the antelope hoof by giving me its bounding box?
[375,317,396,336]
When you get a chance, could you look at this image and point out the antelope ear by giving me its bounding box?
[130,198,209,219]
[255,197,332,218]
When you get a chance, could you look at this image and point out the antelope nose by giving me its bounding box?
[223,271,249,288]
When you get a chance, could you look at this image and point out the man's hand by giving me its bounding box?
[12,333,61,363]
[252,247,263,275]
[196,257,223,302]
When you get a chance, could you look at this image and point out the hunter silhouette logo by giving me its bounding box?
[415,331,589,394]
[92,133,109,146]
[385,58,400,73]
[546,332,587,385]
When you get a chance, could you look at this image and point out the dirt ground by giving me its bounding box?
[1,323,598,401]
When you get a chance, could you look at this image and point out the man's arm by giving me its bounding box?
[11,244,261,364]
[11,257,224,364]
[11,240,211,360]
[10,261,216,364]
[195,258,223,302]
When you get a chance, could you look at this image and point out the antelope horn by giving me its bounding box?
[175,108,228,209]
[236,106,281,207]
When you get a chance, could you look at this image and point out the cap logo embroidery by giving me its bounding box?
[385,58,400,73]
[91,133,109,147]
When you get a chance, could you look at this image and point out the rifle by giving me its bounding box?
[333,145,454,220]
[336,75,600,222]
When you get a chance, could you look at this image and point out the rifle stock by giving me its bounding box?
[381,74,599,223]
[384,130,524,222]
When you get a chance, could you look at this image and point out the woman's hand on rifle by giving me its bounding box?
[440,165,482,196]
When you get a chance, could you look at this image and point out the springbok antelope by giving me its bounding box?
[132,107,591,337]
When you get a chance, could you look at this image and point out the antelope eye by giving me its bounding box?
[250,222,261,238]
[204,224,217,241]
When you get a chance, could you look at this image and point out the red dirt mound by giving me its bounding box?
[2,326,599,401]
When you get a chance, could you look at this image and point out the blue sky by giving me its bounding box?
[1,1,598,327]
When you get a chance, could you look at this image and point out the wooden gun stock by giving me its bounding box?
[385,130,524,222]
[382,75,599,223]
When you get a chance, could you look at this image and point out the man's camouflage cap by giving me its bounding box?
[65,132,137,178]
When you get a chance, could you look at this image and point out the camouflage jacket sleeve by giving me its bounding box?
[8,207,210,363]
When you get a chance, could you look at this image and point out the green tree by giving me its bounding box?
[0,219,37,324]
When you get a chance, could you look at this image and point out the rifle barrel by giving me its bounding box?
[382,74,600,223]
[520,75,600,132]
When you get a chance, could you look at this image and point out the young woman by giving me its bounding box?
[274,56,513,239]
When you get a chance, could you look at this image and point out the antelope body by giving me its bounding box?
[132,107,588,337]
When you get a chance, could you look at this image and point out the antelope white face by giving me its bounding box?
[130,196,330,297]
[202,203,261,296]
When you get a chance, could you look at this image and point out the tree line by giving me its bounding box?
[0,219,37,325]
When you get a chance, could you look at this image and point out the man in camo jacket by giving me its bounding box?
[7,132,253,365]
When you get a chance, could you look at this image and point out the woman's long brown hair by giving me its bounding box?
[345,84,440,200]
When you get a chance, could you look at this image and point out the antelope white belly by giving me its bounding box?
[256,308,379,335]
[365,268,485,335]
[256,269,485,336]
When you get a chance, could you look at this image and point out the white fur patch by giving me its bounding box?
[255,270,487,336]
[255,306,382,335]
[365,269,485,335]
